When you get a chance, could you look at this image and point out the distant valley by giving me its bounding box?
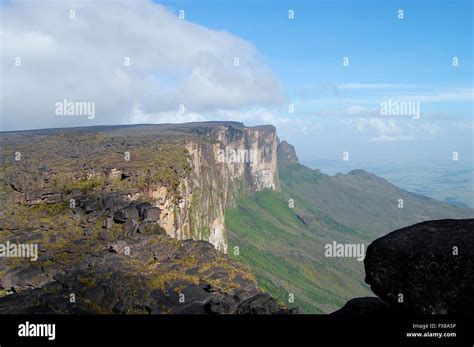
[305,159,473,208]
[227,141,474,313]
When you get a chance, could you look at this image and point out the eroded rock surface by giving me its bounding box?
[0,233,292,314]
[332,297,393,315]
[363,219,474,314]
[0,122,280,253]
[0,123,289,314]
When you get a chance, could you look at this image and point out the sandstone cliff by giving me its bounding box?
[0,122,280,255]
[152,122,280,253]
[0,122,286,312]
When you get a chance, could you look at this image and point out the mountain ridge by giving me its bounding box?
[225,135,473,313]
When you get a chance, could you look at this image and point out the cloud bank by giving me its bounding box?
[1,0,286,130]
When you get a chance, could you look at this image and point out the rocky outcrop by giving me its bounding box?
[277,140,299,164]
[152,122,280,253]
[365,218,474,314]
[0,233,293,314]
[0,122,288,314]
[0,122,280,254]
[332,297,393,315]
[336,219,474,314]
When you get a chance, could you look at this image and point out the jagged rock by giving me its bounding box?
[143,207,160,222]
[25,190,43,205]
[123,219,139,235]
[207,295,240,314]
[112,202,160,225]
[103,217,113,229]
[364,219,474,314]
[0,233,296,315]
[235,293,280,314]
[87,213,99,223]
[41,192,61,204]
[0,289,46,314]
[332,297,393,314]
[79,198,99,213]
[108,240,129,254]
[277,140,299,164]
[1,266,50,291]
[113,204,139,223]
[136,202,153,219]
[99,194,130,211]
[170,284,214,314]
[69,188,82,196]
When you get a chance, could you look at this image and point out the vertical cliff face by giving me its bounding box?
[0,123,294,314]
[0,122,279,255]
[144,123,280,253]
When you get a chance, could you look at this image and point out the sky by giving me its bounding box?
[1,0,473,173]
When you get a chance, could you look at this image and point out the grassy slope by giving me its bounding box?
[227,163,474,313]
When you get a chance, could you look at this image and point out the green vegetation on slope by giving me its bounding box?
[227,161,474,313]
[227,189,370,313]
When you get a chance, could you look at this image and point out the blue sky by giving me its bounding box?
[156,0,472,165]
[1,0,472,203]
[153,0,473,206]
[158,0,472,93]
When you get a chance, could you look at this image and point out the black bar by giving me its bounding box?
[1,314,472,346]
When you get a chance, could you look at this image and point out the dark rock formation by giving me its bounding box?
[364,219,474,314]
[277,140,299,164]
[332,297,393,315]
[112,203,160,229]
[79,198,99,213]
[113,204,140,223]
[0,233,294,314]
[122,219,139,235]
[99,193,131,211]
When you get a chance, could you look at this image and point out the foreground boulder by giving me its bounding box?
[332,297,393,315]
[364,219,474,314]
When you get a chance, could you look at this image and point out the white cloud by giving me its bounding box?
[213,107,320,134]
[345,117,441,142]
[0,0,286,130]
[294,83,473,111]
[129,106,207,124]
